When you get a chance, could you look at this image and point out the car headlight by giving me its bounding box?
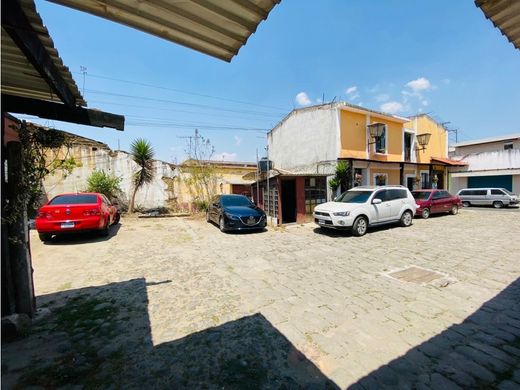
[332,211,350,216]
[224,212,239,220]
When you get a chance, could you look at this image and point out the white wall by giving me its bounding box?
[43,146,175,209]
[268,106,339,174]
[451,149,520,171]
[452,138,520,155]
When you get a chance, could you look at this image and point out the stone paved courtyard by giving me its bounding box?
[2,208,520,388]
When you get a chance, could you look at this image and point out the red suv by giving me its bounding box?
[412,189,462,219]
[35,193,120,241]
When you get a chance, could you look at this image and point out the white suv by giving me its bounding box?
[313,186,417,236]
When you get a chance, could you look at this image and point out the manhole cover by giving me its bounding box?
[388,266,444,284]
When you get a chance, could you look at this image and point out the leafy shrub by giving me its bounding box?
[86,170,122,200]
[193,199,209,211]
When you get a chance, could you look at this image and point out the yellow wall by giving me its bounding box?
[339,110,367,159]
[339,109,405,162]
[369,169,400,186]
[405,115,448,163]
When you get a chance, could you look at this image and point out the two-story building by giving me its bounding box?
[449,134,520,194]
[253,102,462,224]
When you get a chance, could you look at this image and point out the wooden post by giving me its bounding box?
[6,141,35,316]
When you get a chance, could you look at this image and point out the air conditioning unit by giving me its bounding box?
[258,158,273,172]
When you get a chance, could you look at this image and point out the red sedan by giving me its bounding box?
[35,193,120,241]
[412,189,462,219]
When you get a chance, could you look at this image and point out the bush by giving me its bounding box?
[193,199,209,212]
[86,170,122,200]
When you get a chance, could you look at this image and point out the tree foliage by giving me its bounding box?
[3,123,76,225]
[129,138,155,213]
[86,170,122,200]
[179,130,220,208]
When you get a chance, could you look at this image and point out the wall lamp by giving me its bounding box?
[367,122,385,145]
[416,133,432,151]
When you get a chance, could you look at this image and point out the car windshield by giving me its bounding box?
[335,190,373,203]
[221,196,252,207]
[413,191,431,200]
[503,189,515,195]
[49,194,98,205]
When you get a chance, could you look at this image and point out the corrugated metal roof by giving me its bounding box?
[1,0,86,106]
[453,133,520,147]
[48,0,280,62]
[475,0,520,50]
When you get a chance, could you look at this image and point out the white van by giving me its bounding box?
[456,188,519,208]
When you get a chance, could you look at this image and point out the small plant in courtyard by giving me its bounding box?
[86,170,122,200]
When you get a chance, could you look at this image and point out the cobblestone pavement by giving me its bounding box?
[2,208,520,388]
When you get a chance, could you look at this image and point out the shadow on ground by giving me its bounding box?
[42,223,122,246]
[2,277,520,388]
[1,278,338,389]
[349,277,520,389]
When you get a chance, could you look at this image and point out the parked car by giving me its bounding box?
[35,193,120,241]
[456,188,519,208]
[313,186,417,236]
[412,189,462,219]
[206,194,266,232]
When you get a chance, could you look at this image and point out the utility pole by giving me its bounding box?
[265,145,270,225]
[255,148,259,205]
[80,66,87,96]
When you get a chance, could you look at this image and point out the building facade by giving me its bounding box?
[255,102,459,224]
[449,134,520,194]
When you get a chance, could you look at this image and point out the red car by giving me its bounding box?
[412,189,462,219]
[35,193,120,241]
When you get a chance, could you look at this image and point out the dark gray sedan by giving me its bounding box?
[206,194,266,232]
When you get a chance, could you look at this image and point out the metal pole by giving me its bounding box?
[266,145,270,223]
[255,148,259,205]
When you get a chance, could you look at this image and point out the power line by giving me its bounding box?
[85,89,286,117]
[74,71,288,111]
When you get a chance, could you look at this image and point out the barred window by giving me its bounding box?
[305,177,326,214]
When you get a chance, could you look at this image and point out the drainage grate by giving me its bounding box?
[388,266,444,284]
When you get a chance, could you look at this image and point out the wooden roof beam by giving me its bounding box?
[2,94,125,130]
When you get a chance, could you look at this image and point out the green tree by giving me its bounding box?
[329,160,351,195]
[86,170,122,199]
[129,138,155,213]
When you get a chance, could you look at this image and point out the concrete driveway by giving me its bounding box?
[2,208,520,388]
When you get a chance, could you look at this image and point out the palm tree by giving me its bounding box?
[129,138,154,213]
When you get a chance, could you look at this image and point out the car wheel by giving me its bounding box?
[462,201,470,207]
[421,208,430,219]
[219,216,226,232]
[100,221,110,237]
[400,210,413,227]
[450,205,459,215]
[113,212,120,225]
[351,216,368,237]
[38,233,52,242]
[493,201,504,209]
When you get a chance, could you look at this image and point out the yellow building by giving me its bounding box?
[175,160,257,210]
[263,103,463,224]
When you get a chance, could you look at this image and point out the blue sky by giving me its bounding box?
[21,0,520,162]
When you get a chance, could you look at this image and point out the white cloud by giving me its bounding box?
[405,77,431,92]
[380,101,404,114]
[345,86,357,95]
[295,92,311,106]
[213,152,237,161]
[421,100,429,106]
[375,94,389,102]
[234,135,242,146]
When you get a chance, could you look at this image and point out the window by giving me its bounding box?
[389,189,407,200]
[413,191,431,200]
[491,189,505,195]
[375,127,387,153]
[432,192,444,200]
[374,189,391,202]
[263,185,278,218]
[336,190,373,203]
[504,143,513,150]
[305,177,326,214]
[49,194,98,205]
[421,172,430,189]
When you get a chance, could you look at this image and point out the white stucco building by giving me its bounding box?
[449,134,520,195]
